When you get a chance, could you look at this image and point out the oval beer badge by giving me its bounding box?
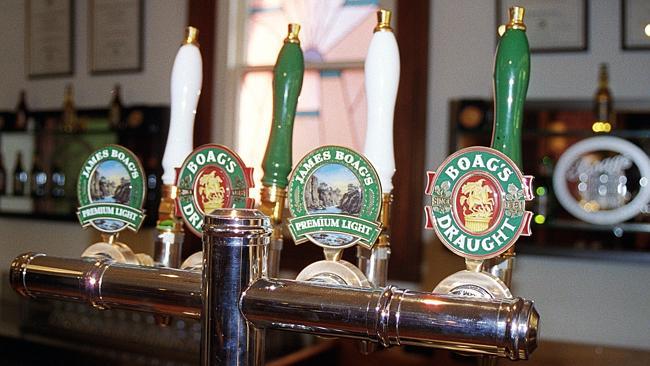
[288,146,382,249]
[424,146,534,259]
[176,144,255,236]
[77,145,146,233]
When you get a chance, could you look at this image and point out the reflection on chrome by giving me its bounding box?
[10,208,539,366]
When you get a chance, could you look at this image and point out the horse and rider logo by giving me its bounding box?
[176,144,254,236]
[456,175,501,234]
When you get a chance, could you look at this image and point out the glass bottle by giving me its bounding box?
[51,162,66,198]
[15,90,28,131]
[593,63,614,133]
[13,151,27,196]
[108,84,124,130]
[0,152,6,195]
[30,154,48,198]
[62,84,78,133]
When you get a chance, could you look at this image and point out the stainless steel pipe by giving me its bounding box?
[241,278,538,361]
[153,228,184,268]
[201,208,271,366]
[10,209,539,364]
[10,252,538,362]
[357,246,390,287]
[10,252,202,318]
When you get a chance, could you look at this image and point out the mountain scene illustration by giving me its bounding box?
[90,160,131,204]
[305,165,362,215]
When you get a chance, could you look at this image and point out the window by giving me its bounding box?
[205,0,429,281]
[232,0,390,195]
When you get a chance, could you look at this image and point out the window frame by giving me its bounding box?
[195,0,429,281]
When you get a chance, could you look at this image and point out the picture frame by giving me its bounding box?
[26,0,74,77]
[89,0,143,73]
[497,0,588,52]
[622,0,650,50]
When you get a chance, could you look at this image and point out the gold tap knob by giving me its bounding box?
[506,6,526,31]
[374,9,393,33]
[285,23,301,44]
[183,26,200,46]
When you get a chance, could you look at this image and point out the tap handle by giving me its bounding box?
[363,9,400,193]
[162,26,203,185]
[261,24,305,189]
[492,7,529,168]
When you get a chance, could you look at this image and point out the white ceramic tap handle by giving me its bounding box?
[363,10,400,193]
[162,27,203,185]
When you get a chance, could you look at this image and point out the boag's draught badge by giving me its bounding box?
[425,147,533,259]
[176,144,254,236]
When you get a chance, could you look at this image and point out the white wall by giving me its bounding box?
[427,0,650,350]
[0,0,188,109]
[0,0,188,299]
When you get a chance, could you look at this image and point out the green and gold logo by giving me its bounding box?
[288,146,382,249]
[424,146,533,259]
[77,145,146,233]
[176,144,254,236]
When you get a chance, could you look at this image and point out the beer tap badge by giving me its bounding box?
[288,146,382,249]
[77,145,146,233]
[425,146,534,259]
[176,144,255,236]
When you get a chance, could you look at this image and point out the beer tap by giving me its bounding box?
[259,23,304,278]
[426,6,533,301]
[483,7,531,286]
[156,26,203,268]
[424,7,533,365]
[76,143,152,266]
[357,9,400,289]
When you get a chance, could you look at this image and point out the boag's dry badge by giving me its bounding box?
[288,146,382,250]
[176,144,255,236]
[77,145,146,234]
[425,146,534,260]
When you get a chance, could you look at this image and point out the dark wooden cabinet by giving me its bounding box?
[0,106,169,227]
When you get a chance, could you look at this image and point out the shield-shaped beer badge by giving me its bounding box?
[287,146,383,250]
[77,145,146,234]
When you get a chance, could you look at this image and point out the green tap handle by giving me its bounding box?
[492,7,530,169]
[261,24,305,188]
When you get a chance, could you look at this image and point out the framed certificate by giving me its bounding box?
[622,0,650,50]
[26,0,74,77]
[497,0,588,52]
[89,0,143,73]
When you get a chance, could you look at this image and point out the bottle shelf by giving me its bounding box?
[0,105,170,226]
[450,97,650,261]
[539,218,650,234]
[460,128,650,139]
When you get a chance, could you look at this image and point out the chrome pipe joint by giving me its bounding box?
[10,252,202,318]
[242,278,538,361]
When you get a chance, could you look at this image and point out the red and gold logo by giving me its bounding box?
[193,165,232,214]
[425,146,533,259]
[177,144,254,236]
[454,173,502,235]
